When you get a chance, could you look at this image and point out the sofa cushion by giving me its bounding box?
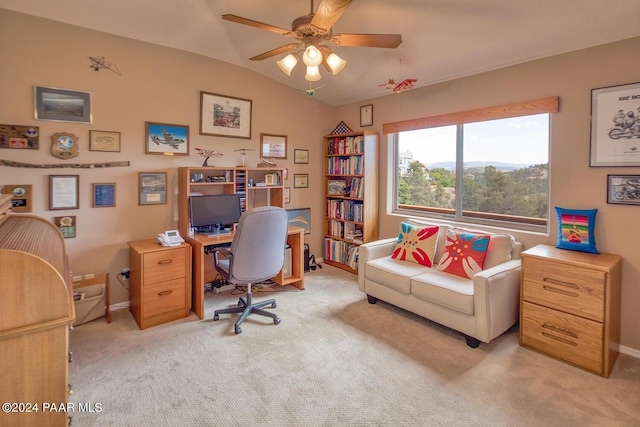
[411,270,475,315]
[450,227,514,269]
[365,256,429,294]
[406,219,451,262]
[437,229,490,279]
[391,222,440,267]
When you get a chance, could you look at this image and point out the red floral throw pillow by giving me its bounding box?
[437,229,491,279]
[391,222,440,267]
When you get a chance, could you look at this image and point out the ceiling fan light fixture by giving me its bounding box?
[277,53,298,76]
[302,45,323,67]
[326,53,347,75]
[304,65,322,82]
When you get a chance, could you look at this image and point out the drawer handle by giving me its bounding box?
[542,322,578,338]
[542,279,579,297]
[541,331,578,347]
[158,290,173,296]
[158,259,174,265]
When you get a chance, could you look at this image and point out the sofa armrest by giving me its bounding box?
[472,259,522,342]
[358,237,397,291]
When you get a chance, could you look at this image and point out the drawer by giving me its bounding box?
[142,247,186,284]
[522,256,605,321]
[521,301,604,374]
[143,278,186,318]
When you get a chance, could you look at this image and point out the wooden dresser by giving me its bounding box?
[520,244,622,377]
[0,202,75,426]
[128,239,192,329]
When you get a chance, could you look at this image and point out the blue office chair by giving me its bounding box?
[212,206,289,334]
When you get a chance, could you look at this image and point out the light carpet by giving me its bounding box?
[68,265,640,426]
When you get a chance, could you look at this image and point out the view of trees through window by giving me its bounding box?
[396,114,550,227]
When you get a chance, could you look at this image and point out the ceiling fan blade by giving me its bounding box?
[310,0,353,32]
[331,33,402,48]
[222,14,293,37]
[250,44,300,61]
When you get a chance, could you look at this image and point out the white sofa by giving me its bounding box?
[358,223,522,347]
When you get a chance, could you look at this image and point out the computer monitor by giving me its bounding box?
[189,193,242,236]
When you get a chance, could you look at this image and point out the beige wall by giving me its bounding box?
[2,9,639,353]
[0,9,335,306]
[337,36,640,354]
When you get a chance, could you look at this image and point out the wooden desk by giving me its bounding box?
[185,226,305,319]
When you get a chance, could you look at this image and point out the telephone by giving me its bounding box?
[157,230,185,247]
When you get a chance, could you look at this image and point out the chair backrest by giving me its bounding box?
[229,206,289,283]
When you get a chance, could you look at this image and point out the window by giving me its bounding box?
[388,97,558,230]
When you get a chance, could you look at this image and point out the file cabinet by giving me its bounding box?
[128,239,192,329]
[520,244,621,377]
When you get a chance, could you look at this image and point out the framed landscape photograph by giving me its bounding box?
[35,86,91,123]
[261,133,287,159]
[145,122,189,155]
[49,175,79,210]
[139,172,167,205]
[90,130,121,152]
[200,91,252,139]
[92,183,116,207]
[607,174,640,205]
[590,81,640,167]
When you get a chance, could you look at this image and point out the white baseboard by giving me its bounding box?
[620,344,640,360]
[109,301,129,311]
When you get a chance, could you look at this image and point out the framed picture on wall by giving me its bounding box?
[200,91,252,139]
[145,122,189,155]
[35,86,91,123]
[294,174,309,188]
[590,81,640,166]
[286,208,311,234]
[607,174,640,205]
[139,172,167,205]
[90,130,121,152]
[92,183,116,207]
[294,149,309,164]
[49,175,79,210]
[360,104,373,127]
[261,133,287,159]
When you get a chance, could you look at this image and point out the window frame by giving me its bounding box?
[385,97,558,232]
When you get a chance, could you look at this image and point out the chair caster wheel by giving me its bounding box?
[274,317,281,325]
[235,326,242,334]
[213,314,219,321]
[271,302,277,309]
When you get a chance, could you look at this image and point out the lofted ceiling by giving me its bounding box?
[1,0,640,107]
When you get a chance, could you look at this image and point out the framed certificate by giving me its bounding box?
[92,183,116,207]
[49,175,79,210]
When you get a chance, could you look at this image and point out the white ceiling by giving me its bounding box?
[2,0,640,107]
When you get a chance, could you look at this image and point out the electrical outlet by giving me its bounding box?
[121,268,130,279]
[84,273,94,280]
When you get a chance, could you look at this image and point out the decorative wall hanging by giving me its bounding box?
[294,174,309,188]
[139,172,167,205]
[294,149,309,164]
[49,175,79,210]
[607,174,640,205]
[51,132,79,159]
[54,216,76,238]
[200,92,252,139]
[0,185,32,212]
[35,86,91,123]
[90,130,121,152]
[145,122,189,155]
[88,56,121,75]
[360,104,373,127]
[590,81,640,166]
[92,183,116,207]
[260,133,287,159]
[331,121,352,135]
[0,124,39,149]
[0,159,130,168]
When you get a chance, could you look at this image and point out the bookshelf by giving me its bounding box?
[324,131,378,273]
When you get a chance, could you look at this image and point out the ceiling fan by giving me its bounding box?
[222,0,402,81]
